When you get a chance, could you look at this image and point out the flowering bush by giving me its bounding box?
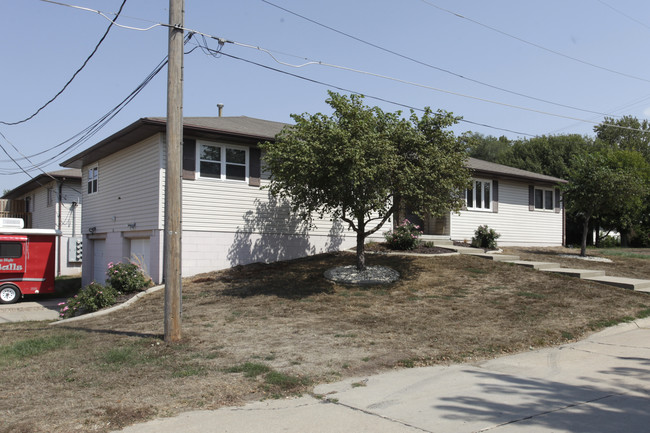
[106,261,153,294]
[59,282,117,319]
[384,219,423,250]
[471,225,500,250]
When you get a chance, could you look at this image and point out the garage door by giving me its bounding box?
[92,239,106,283]
[130,238,150,276]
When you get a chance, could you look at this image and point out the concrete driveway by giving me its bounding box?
[0,296,63,322]
[115,318,650,433]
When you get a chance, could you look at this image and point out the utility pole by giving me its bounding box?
[164,0,184,343]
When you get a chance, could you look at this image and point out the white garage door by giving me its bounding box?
[92,239,106,283]
[130,238,150,276]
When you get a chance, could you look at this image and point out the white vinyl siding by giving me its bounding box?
[82,134,163,235]
[452,179,563,246]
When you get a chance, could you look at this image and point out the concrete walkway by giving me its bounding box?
[449,245,650,294]
[0,297,63,322]
[114,318,650,433]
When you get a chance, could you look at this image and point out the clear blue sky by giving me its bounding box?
[2,0,650,192]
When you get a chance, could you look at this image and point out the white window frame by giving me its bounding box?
[47,188,54,207]
[197,141,248,182]
[87,166,98,195]
[534,187,555,211]
[465,179,492,211]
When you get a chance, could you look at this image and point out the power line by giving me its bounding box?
[193,40,535,137]
[418,0,650,84]
[260,0,616,118]
[0,34,192,176]
[597,0,650,32]
[1,0,129,126]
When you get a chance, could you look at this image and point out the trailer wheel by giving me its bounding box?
[0,285,21,304]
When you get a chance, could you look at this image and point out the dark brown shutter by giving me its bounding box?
[554,188,561,213]
[182,139,196,180]
[492,180,498,213]
[529,185,535,211]
[249,147,261,187]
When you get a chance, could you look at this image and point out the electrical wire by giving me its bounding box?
[37,0,645,130]
[0,33,193,176]
[597,0,650,32]
[1,0,129,126]
[260,0,616,118]
[37,0,161,32]
[417,0,650,84]
[193,40,535,137]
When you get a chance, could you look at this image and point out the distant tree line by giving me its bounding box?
[463,115,650,253]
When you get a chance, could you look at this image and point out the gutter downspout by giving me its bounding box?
[57,180,64,277]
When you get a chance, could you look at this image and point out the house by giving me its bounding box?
[61,116,364,286]
[61,116,566,287]
[2,169,83,276]
[401,157,567,246]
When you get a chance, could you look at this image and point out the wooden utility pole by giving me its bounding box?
[164,0,184,342]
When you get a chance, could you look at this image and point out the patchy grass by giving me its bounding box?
[1,250,649,433]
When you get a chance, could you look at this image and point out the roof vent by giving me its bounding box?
[217,103,224,117]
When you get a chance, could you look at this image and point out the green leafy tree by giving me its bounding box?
[462,132,511,163]
[595,115,650,162]
[562,149,647,256]
[261,92,471,270]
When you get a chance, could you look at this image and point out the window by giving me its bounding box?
[534,188,554,210]
[0,242,22,258]
[87,167,98,194]
[47,188,54,207]
[466,179,492,211]
[199,143,247,181]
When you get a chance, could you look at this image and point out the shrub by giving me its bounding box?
[384,219,423,250]
[471,225,500,249]
[106,261,153,294]
[59,282,117,319]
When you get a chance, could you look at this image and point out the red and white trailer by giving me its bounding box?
[0,218,60,304]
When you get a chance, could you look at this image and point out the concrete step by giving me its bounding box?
[419,238,453,247]
[582,275,650,292]
[467,253,521,262]
[540,268,607,278]
[505,260,561,270]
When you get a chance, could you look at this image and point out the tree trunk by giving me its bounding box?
[356,220,366,271]
[580,217,590,257]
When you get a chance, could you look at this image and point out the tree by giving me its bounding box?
[594,115,650,162]
[261,92,471,270]
[562,149,647,256]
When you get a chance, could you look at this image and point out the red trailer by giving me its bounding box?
[0,219,60,304]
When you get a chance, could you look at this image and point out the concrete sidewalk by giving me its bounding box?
[0,297,63,322]
[115,318,650,433]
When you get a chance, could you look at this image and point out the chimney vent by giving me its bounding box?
[217,103,224,117]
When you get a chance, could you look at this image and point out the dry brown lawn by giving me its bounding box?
[1,247,649,433]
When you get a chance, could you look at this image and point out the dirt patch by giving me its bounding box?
[365,242,455,254]
[1,250,649,432]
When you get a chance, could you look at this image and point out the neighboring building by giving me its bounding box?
[402,157,567,246]
[61,116,566,287]
[2,169,83,276]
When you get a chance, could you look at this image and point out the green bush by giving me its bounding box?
[384,219,423,250]
[471,225,500,249]
[59,283,118,319]
[106,261,153,294]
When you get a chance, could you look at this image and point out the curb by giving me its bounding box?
[49,284,164,326]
